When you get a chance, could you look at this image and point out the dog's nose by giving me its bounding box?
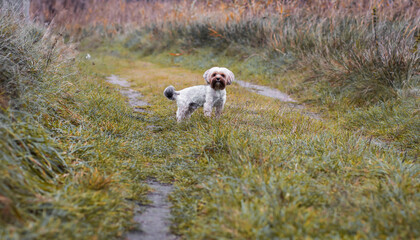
[216,77,220,81]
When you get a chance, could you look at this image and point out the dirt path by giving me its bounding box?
[106,75,177,240]
[236,80,296,102]
[106,75,149,112]
[236,79,321,120]
[126,180,177,240]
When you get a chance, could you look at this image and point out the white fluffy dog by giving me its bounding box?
[163,67,235,122]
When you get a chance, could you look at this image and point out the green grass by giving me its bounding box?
[341,98,419,157]
[1,12,151,239]
[86,53,419,239]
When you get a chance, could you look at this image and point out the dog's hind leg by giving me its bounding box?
[176,107,188,122]
[185,103,199,120]
[176,104,199,122]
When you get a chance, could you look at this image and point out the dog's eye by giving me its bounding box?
[212,73,216,77]
[221,74,225,77]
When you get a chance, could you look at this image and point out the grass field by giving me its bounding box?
[87,48,419,238]
[1,0,419,239]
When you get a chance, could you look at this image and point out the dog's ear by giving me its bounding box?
[226,69,235,85]
[203,69,210,84]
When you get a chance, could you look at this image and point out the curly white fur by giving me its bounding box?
[164,67,235,122]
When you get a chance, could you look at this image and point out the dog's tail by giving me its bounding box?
[163,86,178,100]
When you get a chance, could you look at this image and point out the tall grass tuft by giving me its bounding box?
[0,9,147,239]
[0,8,70,229]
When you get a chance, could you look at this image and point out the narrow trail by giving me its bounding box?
[106,75,149,112]
[106,75,177,240]
[236,79,388,145]
[236,80,296,102]
[126,180,177,240]
[237,79,322,120]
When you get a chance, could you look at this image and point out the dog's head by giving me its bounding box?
[203,67,235,90]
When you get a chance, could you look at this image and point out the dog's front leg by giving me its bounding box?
[215,103,224,118]
[203,102,212,117]
[203,93,214,117]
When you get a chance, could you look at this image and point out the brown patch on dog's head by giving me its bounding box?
[203,67,235,90]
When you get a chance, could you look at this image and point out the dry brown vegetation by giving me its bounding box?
[32,0,418,36]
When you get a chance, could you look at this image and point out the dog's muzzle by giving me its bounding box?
[211,79,226,90]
